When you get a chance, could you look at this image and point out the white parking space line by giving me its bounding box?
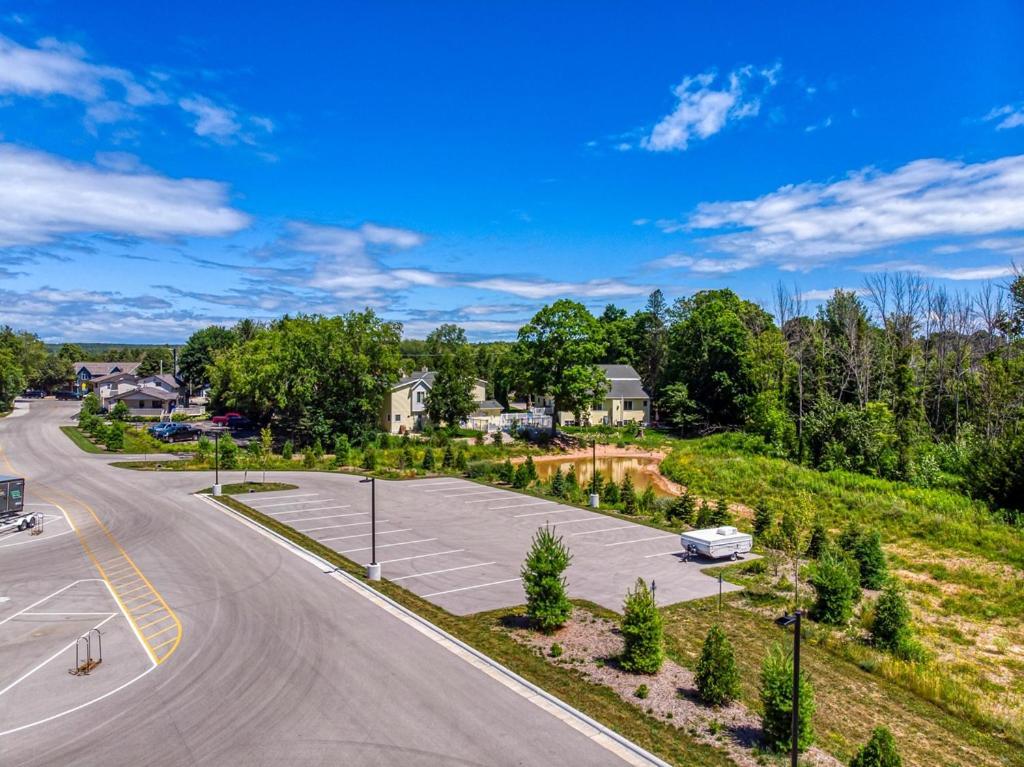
[490,500,554,511]
[445,490,506,498]
[568,525,634,537]
[247,494,321,507]
[423,578,521,598]
[514,507,572,518]
[644,549,684,558]
[315,528,412,542]
[390,562,497,581]
[272,505,351,515]
[464,496,514,504]
[279,513,357,524]
[420,482,466,491]
[379,549,464,564]
[296,520,382,533]
[0,581,85,626]
[604,534,678,547]
[552,517,609,525]
[335,538,437,553]
[19,612,113,616]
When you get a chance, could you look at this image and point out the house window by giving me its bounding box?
[394,414,401,422]
[416,391,424,404]
[624,400,634,410]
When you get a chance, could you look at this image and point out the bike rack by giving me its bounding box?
[69,628,103,676]
[29,512,43,536]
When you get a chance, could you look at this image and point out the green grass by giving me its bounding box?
[60,425,104,453]
[198,481,298,495]
[207,492,732,767]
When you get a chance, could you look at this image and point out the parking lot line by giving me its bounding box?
[551,517,607,525]
[490,500,554,511]
[463,496,513,504]
[379,549,464,564]
[280,513,358,523]
[138,614,174,631]
[297,520,381,533]
[644,549,684,558]
[423,578,521,598]
[315,528,412,542]
[419,481,466,490]
[145,623,177,640]
[336,538,437,553]
[246,493,320,507]
[604,534,677,547]
[568,525,634,537]
[19,611,112,616]
[444,490,506,498]
[272,505,351,515]
[390,562,497,581]
[513,507,572,518]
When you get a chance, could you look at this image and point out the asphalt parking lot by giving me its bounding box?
[237,475,744,615]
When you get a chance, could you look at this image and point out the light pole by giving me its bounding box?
[588,438,599,508]
[775,610,803,767]
[212,429,222,496]
[360,477,380,580]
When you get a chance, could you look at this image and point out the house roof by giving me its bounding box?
[110,387,178,402]
[140,374,180,389]
[393,369,487,391]
[473,399,503,412]
[597,364,649,400]
[74,361,141,377]
[91,372,139,385]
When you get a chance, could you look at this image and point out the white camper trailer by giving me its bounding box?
[681,526,752,561]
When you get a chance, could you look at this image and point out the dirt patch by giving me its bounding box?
[509,608,841,767]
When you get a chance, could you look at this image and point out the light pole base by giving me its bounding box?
[212,484,223,497]
[366,562,381,581]
[589,493,600,508]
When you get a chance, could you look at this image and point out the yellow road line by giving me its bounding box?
[139,614,173,631]
[145,624,176,640]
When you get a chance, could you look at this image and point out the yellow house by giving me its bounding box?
[540,364,650,427]
[382,369,488,434]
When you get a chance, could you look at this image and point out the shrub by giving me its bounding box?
[753,499,774,538]
[497,457,514,484]
[465,460,496,479]
[806,518,829,559]
[524,455,538,483]
[302,447,317,468]
[492,431,504,446]
[362,447,378,471]
[442,444,455,469]
[104,423,125,451]
[196,434,212,460]
[709,498,731,526]
[512,463,530,488]
[520,525,572,633]
[760,643,815,753]
[619,578,664,674]
[602,477,620,504]
[78,412,96,432]
[695,625,740,706]
[853,529,888,589]
[668,491,696,526]
[454,447,468,471]
[332,435,350,466]
[110,400,129,421]
[81,392,100,416]
[218,433,238,469]
[551,467,565,497]
[695,499,714,527]
[810,547,861,625]
[637,486,657,515]
[549,643,563,658]
[311,439,324,460]
[565,464,578,491]
[621,475,637,514]
[871,581,915,657]
[634,684,649,700]
[399,444,415,469]
[850,726,902,767]
[281,440,293,461]
[422,448,436,471]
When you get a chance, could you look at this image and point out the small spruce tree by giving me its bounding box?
[332,435,349,466]
[621,475,637,514]
[695,499,714,527]
[281,440,294,461]
[695,625,740,706]
[524,455,538,483]
[565,464,578,490]
[602,476,619,504]
[422,447,436,471]
[619,578,664,674]
[853,528,888,589]
[513,463,530,488]
[710,498,732,526]
[454,447,468,471]
[498,457,514,483]
[871,580,916,657]
[638,486,657,515]
[849,726,902,767]
[669,491,696,526]
[760,643,815,753]
[492,431,504,446]
[219,433,238,469]
[551,466,565,497]
[521,525,572,633]
[442,443,455,469]
[302,446,317,468]
[311,439,324,460]
[752,499,774,538]
[810,547,861,625]
[361,447,377,471]
[400,444,414,469]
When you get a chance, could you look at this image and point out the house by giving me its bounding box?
[91,372,182,412]
[539,364,650,427]
[108,387,179,417]
[381,368,488,434]
[74,361,141,398]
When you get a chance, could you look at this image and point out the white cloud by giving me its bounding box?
[640,64,780,152]
[858,261,1016,281]
[647,253,755,274]
[0,143,250,247]
[984,104,1024,130]
[677,154,1024,269]
[804,116,832,133]
[467,277,649,300]
[179,95,241,140]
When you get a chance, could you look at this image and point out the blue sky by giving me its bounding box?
[1,2,1022,342]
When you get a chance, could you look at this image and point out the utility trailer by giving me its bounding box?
[681,525,752,561]
[0,474,34,532]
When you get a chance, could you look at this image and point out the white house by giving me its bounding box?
[382,369,488,434]
[539,364,650,427]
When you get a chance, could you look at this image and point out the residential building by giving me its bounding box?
[90,372,183,412]
[381,368,488,434]
[108,387,179,416]
[539,364,650,427]
[73,361,141,397]
[91,372,144,410]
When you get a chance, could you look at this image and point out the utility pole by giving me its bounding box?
[361,477,380,580]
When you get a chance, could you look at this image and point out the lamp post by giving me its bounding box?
[212,429,222,496]
[360,477,380,580]
[775,610,803,767]
[588,438,599,508]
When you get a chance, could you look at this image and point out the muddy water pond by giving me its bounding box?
[531,456,675,497]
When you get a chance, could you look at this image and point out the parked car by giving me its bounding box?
[160,423,197,443]
[54,390,78,400]
[22,389,46,398]
[148,422,176,437]
[210,412,242,425]
[226,415,252,431]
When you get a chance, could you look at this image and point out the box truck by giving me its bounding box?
[0,474,34,532]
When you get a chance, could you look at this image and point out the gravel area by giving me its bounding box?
[510,608,842,767]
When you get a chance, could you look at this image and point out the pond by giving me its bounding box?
[531,455,675,497]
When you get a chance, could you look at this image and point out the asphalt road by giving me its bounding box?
[0,401,652,767]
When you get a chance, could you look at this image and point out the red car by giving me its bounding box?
[210,412,242,425]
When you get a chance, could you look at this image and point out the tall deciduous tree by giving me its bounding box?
[424,324,477,429]
[179,326,237,391]
[516,300,607,428]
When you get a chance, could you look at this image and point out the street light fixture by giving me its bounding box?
[775,610,803,767]
[588,438,599,508]
[360,477,380,580]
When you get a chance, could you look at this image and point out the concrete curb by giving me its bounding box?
[198,492,672,767]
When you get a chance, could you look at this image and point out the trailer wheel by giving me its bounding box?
[731,551,738,561]
[18,519,27,532]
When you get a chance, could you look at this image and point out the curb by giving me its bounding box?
[198,492,672,767]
